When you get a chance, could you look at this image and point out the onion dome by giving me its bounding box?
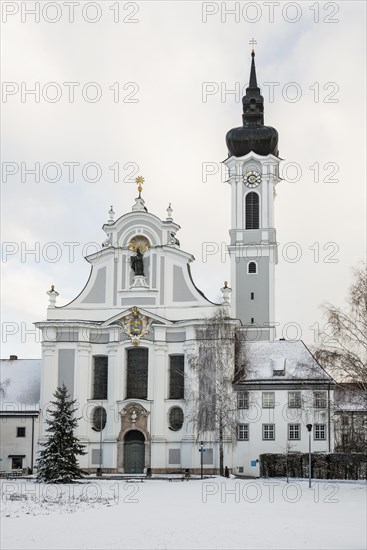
[226,51,279,158]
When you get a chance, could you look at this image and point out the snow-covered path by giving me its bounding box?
[1,478,366,549]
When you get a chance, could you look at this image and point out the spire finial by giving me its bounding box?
[248,40,258,89]
[135,176,145,197]
[249,37,257,54]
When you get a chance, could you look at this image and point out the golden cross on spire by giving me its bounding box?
[135,175,145,195]
[249,37,257,52]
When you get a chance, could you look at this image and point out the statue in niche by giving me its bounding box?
[131,247,144,276]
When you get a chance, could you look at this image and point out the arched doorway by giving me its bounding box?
[124,430,145,473]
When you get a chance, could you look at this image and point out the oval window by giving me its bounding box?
[91,406,107,431]
[169,407,184,431]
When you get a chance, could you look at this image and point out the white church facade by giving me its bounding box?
[32,51,334,476]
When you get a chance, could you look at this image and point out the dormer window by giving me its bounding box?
[272,358,286,376]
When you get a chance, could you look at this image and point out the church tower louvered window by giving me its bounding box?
[245,192,259,229]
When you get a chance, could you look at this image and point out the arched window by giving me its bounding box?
[245,192,259,229]
[92,356,108,400]
[169,355,184,399]
[126,348,148,399]
[248,262,257,274]
[169,407,184,431]
[91,406,107,431]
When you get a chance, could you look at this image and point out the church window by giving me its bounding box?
[169,355,185,399]
[248,262,257,274]
[251,318,254,324]
[169,407,184,431]
[245,192,259,229]
[92,356,108,400]
[126,348,148,399]
[91,406,107,431]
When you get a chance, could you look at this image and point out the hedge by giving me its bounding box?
[260,453,367,480]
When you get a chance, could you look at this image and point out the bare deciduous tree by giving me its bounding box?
[186,309,245,476]
[314,264,367,399]
[0,379,10,399]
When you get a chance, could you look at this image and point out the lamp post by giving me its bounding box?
[199,441,205,479]
[97,405,104,477]
[306,424,312,488]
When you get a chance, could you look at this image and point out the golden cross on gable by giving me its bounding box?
[135,175,145,195]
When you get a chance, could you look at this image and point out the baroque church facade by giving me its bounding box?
[35,52,335,476]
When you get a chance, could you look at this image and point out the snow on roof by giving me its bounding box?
[334,384,367,412]
[0,359,41,411]
[242,340,332,381]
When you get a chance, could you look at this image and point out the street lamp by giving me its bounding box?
[199,441,205,479]
[306,424,313,488]
[97,405,104,477]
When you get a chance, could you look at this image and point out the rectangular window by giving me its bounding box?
[169,355,184,399]
[288,391,302,408]
[92,356,108,400]
[251,292,254,300]
[237,391,249,409]
[126,348,148,399]
[16,427,26,437]
[168,449,181,465]
[314,391,327,408]
[11,457,23,469]
[314,423,326,440]
[262,392,275,408]
[288,424,301,440]
[237,424,249,441]
[91,449,103,465]
[262,424,275,440]
[341,415,349,426]
[202,448,214,465]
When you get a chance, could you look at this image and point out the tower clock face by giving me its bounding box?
[243,170,261,188]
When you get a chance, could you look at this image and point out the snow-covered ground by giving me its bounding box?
[1,477,366,549]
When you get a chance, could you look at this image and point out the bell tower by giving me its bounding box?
[223,50,281,340]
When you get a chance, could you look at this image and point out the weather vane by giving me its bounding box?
[249,38,257,52]
[135,175,145,196]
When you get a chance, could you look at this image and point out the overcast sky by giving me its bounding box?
[1,0,366,358]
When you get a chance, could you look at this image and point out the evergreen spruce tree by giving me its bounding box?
[36,384,87,483]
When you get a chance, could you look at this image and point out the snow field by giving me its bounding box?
[1,477,366,549]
